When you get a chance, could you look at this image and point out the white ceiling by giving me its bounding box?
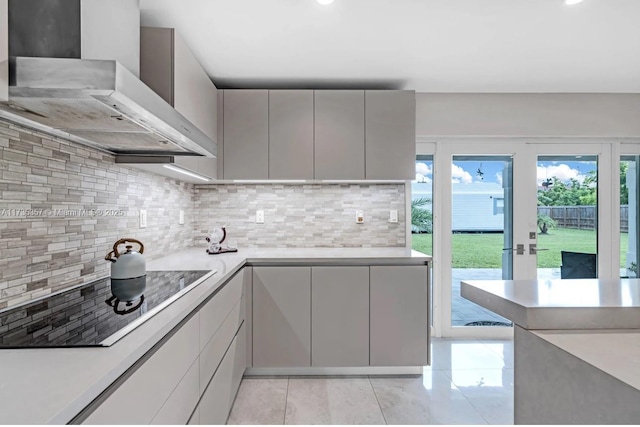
[140,0,640,93]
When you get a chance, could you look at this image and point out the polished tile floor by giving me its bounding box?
[227,338,514,425]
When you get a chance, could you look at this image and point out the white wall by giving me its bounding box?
[416,93,640,137]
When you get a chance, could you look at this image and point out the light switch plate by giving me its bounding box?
[179,210,184,225]
[389,209,398,223]
[256,210,265,224]
[139,209,147,228]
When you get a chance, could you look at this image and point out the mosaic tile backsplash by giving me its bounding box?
[0,120,195,309]
[194,184,406,248]
[0,119,406,309]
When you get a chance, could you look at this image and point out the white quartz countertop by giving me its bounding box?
[147,247,431,271]
[461,278,640,329]
[533,329,640,391]
[0,246,429,424]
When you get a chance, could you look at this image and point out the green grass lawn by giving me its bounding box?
[412,228,629,269]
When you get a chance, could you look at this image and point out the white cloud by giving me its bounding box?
[496,172,503,186]
[537,164,585,185]
[415,174,432,183]
[416,162,431,176]
[452,163,473,184]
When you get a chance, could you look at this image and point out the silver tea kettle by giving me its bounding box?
[105,238,146,280]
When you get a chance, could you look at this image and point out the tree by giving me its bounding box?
[537,213,557,235]
[620,161,629,205]
[537,173,597,207]
[411,197,433,233]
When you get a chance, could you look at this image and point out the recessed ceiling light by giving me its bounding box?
[564,0,584,5]
[317,0,334,5]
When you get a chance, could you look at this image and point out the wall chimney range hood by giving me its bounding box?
[0,0,216,158]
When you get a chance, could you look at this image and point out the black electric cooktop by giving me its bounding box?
[0,270,212,348]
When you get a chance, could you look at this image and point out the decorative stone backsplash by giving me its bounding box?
[194,183,406,248]
[0,120,407,309]
[0,120,195,309]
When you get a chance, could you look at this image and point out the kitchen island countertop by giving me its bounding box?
[0,246,429,425]
[461,277,640,423]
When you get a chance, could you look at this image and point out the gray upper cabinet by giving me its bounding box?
[252,267,311,367]
[223,90,269,180]
[220,89,415,181]
[365,90,416,180]
[216,91,224,179]
[314,90,365,180]
[311,267,369,367]
[269,90,314,179]
[140,27,218,145]
[1,0,8,102]
[370,265,429,366]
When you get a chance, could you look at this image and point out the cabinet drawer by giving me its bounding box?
[199,297,244,394]
[199,270,244,352]
[83,313,200,424]
[199,323,246,425]
[151,357,199,424]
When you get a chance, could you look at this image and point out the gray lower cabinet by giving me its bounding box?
[80,270,247,425]
[198,323,246,425]
[370,266,429,366]
[223,90,269,179]
[151,358,200,425]
[269,90,314,179]
[82,314,200,424]
[365,90,416,180]
[311,266,369,367]
[252,267,311,367]
[314,90,365,179]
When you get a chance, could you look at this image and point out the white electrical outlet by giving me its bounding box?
[179,210,184,225]
[389,209,398,223]
[356,210,364,224]
[256,210,265,224]
[139,209,147,228]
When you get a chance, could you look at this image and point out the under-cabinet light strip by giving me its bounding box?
[163,164,210,182]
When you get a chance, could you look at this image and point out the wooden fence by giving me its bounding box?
[538,205,629,232]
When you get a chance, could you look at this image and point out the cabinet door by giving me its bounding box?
[269,90,314,179]
[216,90,224,179]
[253,267,311,367]
[311,267,369,367]
[223,90,269,179]
[174,31,218,143]
[140,27,174,105]
[314,90,365,179]
[244,266,253,368]
[1,0,7,102]
[370,266,428,366]
[83,314,200,424]
[365,90,416,180]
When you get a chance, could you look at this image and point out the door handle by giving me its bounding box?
[503,244,525,255]
[529,244,549,255]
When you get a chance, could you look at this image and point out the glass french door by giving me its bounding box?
[432,140,615,338]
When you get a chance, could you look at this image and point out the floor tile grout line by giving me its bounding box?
[368,376,389,425]
[457,387,497,426]
[283,376,290,425]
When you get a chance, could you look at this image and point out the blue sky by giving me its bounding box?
[415,159,597,186]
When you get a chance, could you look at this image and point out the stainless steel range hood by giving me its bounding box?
[0,0,216,157]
